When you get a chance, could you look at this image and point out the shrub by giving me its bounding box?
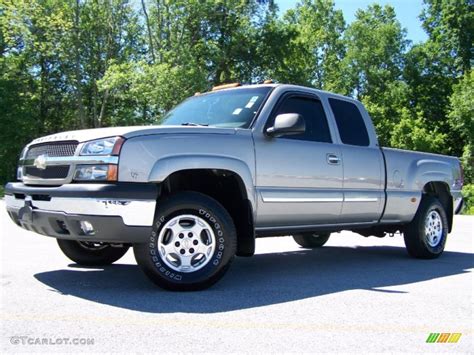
[462,184,474,215]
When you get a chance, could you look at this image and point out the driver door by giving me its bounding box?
[253,93,343,229]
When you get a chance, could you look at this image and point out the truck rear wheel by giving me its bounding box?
[133,191,237,291]
[404,196,448,259]
[57,240,129,266]
[293,233,330,248]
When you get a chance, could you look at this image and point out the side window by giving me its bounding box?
[329,98,370,146]
[271,96,332,143]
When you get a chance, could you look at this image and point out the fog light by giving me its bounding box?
[79,221,95,235]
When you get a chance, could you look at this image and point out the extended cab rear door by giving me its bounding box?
[327,97,385,224]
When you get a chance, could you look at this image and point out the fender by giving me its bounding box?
[148,154,257,215]
[406,158,454,192]
[382,150,460,224]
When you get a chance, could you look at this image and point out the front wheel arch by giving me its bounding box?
[158,168,255,257]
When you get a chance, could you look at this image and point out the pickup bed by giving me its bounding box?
[5,83,464,290]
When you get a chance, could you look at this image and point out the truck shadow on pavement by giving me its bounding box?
[34,245,474,313]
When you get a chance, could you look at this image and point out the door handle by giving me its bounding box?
[327,153,341,165]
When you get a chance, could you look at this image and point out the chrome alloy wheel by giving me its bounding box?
[424,210,443,247]
[157,214,216,273]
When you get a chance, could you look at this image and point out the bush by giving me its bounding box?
[462,184,474,215]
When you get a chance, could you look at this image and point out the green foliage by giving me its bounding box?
[343,4,408,98]
[0,0,472,189]
[279,0,346,90]
[462,184,474,215]
[448,71,473,183]
[342,4,410,145]
[390,108,447,153]
[98,61,207,124]
[420,0,473,75]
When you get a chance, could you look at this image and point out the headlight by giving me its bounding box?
[19,147,28,160]
[17,147,27,181]
[74,164,118,181]
[80,137,124,156]
[17,167,23,180]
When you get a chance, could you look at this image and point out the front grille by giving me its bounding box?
[26,142,78,159]
[24,166,70,179]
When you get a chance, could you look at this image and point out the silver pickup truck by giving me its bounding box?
[5,83,464,290]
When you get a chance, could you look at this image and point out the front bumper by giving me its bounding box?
[5,182,158,243]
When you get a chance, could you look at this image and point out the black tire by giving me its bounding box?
[293,233,331,248]
[133,191,237,291]
[403,196,448,259]
[57,239,129,266]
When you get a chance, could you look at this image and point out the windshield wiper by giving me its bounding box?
[181,122,209,126]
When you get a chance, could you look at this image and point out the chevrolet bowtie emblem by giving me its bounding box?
[33,154,48,170]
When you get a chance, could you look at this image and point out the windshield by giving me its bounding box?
[161,87,271,128]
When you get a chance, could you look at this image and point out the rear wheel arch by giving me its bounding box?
[423,181,453,232]
[404,195,448,259]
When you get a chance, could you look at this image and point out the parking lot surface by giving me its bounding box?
[1,201,472,353]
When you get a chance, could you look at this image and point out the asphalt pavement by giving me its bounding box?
[1,200,473,353]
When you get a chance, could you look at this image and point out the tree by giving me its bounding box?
[390,108,447,153]
[98,0,276,124]
[402,0,473,158]
[420,0,473,75]
[0,0,472,188]
[278,0,346,91]
[342,4,409,145]
[448,71,473,183]
[97,61,207,125]
[71,0,143,128]
[0,0,73,182]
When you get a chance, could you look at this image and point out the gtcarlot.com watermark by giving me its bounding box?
[10,335,94,346]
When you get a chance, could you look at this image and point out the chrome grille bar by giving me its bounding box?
[26,142,78,159]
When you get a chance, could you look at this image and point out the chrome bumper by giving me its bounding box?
[4,182,158,243]
[5,195,155,226]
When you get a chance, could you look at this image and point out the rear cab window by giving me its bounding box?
[329,98,370,146]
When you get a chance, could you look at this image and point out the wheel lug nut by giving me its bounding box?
[193,240,198,245]
[180,249,185,254]
[189,248,194,254]
[175,242,180,247]
[188,232,193,237]
[179,233,184,239]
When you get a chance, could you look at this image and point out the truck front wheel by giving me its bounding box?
[133,191,237,291]
[404,196,448,259]
[57,240,129,266]
[293,233,331,248]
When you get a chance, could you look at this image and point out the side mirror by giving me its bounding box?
[266,113,305,137]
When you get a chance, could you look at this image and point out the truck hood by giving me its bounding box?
[28,125,237,145]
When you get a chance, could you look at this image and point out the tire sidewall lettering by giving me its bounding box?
[149,207,227,281]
